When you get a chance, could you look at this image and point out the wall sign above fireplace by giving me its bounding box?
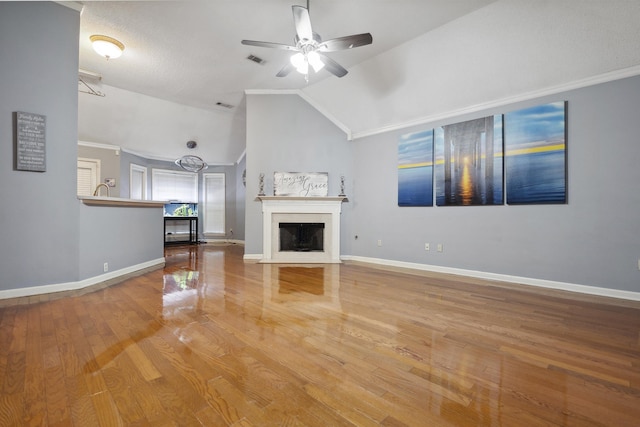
[273,172,328,197]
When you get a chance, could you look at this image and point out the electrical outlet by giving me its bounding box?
[377,239,382,247]
[437,243,443,252]
[103,262,109,272]
[425,243,430,251]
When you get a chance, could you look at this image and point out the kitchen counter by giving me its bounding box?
[78,196,166,208]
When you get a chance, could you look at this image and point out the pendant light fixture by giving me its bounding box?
[90,35,125,60]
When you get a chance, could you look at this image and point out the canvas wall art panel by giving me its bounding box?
[398,129,434,206]
[435,115,504,206]
[504,102,567,204]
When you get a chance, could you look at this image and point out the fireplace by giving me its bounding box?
[279,222,324,252]
[259,196,346,263]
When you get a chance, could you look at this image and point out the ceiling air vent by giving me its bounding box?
[247,54,266,65]
[215,101,234,109]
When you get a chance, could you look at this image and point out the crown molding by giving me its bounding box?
[247,66,640,143]
[351,65,640,140]
[236,149,246,165]
[78,140,121,152]
[55,1,83,12]
[245,89,352,140]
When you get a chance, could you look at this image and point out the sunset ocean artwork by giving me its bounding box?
[398,129,434,206]
[435,116,503,206]
[504,102,567,204]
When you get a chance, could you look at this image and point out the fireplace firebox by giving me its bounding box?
[279,223,324,252]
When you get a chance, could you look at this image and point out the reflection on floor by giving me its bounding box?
[1,243,640,426]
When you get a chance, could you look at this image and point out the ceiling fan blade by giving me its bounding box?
[318,33,373,52]
[241,40,297,51]
[276,62,295,77]
[317,53,348,78]
[292,5,313,42]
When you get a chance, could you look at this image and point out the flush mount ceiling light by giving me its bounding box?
[90,35,125,60]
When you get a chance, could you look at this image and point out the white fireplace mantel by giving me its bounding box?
[258,196,347,263]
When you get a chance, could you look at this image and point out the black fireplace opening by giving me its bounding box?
[279,222,324,252]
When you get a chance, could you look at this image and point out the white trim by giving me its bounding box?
[296,91,352,140]
[0,258,165,300]
[341,255,640,302]
[78,140,121,152]
[247,66,640,143]
[243,254,263,263]
[351,65,640,140]
[259,197,345,263]
[201,238,245,245]
[244,89,299,95]
[55,1,83,12]
[119,146,234,167]
[130,163,148,200]
[236,149,246,165]
[77,157,100,196]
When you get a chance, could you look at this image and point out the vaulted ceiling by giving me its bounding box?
[78,0,496,164]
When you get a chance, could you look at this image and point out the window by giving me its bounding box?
[152,169,198,202]
[77,158,100,196]
[203,173,225,234]
[130,164,147,200]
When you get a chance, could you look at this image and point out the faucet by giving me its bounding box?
[93,183,110,197]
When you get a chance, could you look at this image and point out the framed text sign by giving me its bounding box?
[274,172,329,197]
[14,111,46,172]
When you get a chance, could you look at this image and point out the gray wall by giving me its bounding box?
[78,204,163,279]
[119,152,239,241]
[349,76,640,292]
[78,144,122,197]
[234,155,246,241]
[245,94,353,255]
[0,3,163,294]
[119,150,148,199]
[0,3,81,289]
[243,77,639,292]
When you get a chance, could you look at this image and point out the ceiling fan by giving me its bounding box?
[241,1,372,81]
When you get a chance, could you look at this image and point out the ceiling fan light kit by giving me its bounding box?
[90,34,125,60]
[241,3,372,81]
[290,50,324,74]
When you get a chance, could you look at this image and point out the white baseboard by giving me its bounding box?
[243,253,263,263]
[0,258,165,300]
[201,238,245,245]
[341,255,640,302]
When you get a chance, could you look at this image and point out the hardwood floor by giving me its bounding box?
[1,243,639,426]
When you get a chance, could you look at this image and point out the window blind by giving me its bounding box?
[130,164,147,200]
[152,169,198,202]
[203,173,225,234]
[77,158,100,196]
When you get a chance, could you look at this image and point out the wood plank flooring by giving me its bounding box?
[1,243,639,426]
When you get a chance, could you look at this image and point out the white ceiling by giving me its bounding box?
[78,0,496,162]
